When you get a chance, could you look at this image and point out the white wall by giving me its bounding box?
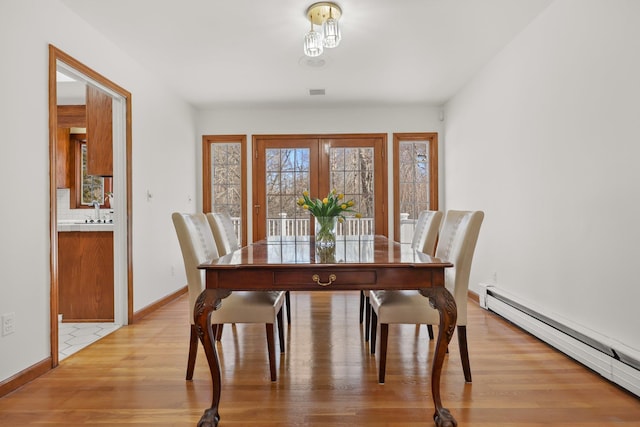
[0,0,196,382]
[444,0,640,355]
[196,105,444,240]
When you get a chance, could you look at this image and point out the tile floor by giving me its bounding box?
[58,322,121,360]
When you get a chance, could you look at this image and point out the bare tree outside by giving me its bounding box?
[398,140,431,243]
[399,141,430,219]
[329,146,375,235]
[252,135,386,239]
[211,143,242,218]
[265,148,311,235]
[263,146,376,237]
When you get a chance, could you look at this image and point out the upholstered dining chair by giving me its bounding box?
[411,210,444,255]
[359,210,443,340]
[369,210,484,384]
[206,212,292,326]
[172,212,286,382]
[409,209,444,340]
[206,212,239,256]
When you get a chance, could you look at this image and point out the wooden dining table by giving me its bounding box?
[195,235,458,427]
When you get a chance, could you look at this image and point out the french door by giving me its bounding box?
[252,134,387,241]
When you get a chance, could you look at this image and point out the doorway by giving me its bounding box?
[252,134,388,241]
[49,45,133,366]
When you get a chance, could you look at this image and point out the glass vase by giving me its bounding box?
[314,216,337,248]
[315,245,336,263]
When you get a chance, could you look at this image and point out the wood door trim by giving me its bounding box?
[49,44,133,369]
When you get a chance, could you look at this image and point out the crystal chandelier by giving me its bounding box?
[303,2,342,57]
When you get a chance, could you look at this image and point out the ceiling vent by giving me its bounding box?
[309,89,326,96]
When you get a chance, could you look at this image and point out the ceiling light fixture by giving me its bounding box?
[303,2,342,57]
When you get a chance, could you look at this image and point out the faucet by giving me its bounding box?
[92,201,101,222]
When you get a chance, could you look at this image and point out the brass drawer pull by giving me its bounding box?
[312,273,336,287]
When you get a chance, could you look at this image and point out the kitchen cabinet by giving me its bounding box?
[56,128,73,189]
[56,105,87,188]
[56,105,85,189]
[86,85,113,176]
[58,230,114,322]
[56,104,86,128]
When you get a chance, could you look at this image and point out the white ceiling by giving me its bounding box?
[60,0,553,109]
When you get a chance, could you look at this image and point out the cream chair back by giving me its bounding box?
[434,210,484,326]
[206,212,240,256]
[207,211,293,325]
[369,209,484,383]
[410,210,444,256]
[172,212,220,323]
[173,212,286,381]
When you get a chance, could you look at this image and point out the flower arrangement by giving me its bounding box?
[297,189,361,247]
[297,189,361,221]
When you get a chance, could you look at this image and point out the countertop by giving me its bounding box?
[57,221,114,232]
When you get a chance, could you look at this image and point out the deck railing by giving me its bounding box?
[230,215,375,242]
[266,216,375,237]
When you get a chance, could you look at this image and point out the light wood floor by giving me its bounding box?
[1,292,638,426]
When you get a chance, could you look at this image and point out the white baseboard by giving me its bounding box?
[480,286,639,397]
[477,282,490,309]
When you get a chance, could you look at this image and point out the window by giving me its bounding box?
[79,142,104,205]
[202,135,247,246]
[71,133,111,209]
[393,133,438,243]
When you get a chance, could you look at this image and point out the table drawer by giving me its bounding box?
[274,269,377,286]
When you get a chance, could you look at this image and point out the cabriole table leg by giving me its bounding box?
[194,288,230,427]
[420,287,458,427]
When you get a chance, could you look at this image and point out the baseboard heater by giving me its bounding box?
[479,284,640,397]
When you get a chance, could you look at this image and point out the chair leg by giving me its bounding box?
[378,323,389,384]
[427,324,434,340]
[277,307,285,353]
[370,309,378,355]
[186,324,198,380]
[359,290,365,323]
[215,323,223,341]
[265,323,277,381]
[285,291,291,324]
[458,325,472,382]
[364,294,371,342]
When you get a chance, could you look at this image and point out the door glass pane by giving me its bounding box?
[329,147,374,235]
[398,140,430,244]
[210,142,242,243]
[265,148,311,237]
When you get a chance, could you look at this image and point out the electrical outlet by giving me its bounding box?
[2,312,15,336]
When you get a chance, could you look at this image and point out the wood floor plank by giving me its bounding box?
[0,291,638,426]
